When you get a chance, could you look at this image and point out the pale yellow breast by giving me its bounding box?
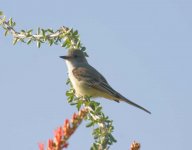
[66,61,107,98]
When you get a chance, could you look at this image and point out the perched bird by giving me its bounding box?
[60,49,151,114]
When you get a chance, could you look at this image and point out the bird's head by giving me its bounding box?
[60,49,88,64]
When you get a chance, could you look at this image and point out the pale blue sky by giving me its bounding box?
[1,0,192,149]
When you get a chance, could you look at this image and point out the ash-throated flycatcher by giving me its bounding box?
[60,49,151,114]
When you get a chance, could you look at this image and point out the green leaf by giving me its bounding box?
[4,30,8,36]
[95,106,102,114]
[84,52,89,57]
[8,18,13,26]
[73,30,78,36]
[20,38,25,43]
[86,121,94,127]
[91,143,98,150]
[47,29,54,33]
[21,30,25,33]
[70,102,78,105]
[66,92,70,97]
[63,38,71,48]
[0,11,3,16]
[66,78,71,85]
[81,47,86,51]
[28,29,33,35]
[48,39,54,46]
[13,38,19,45]
[109,134,117,143]
[76,100,83,110]
[41,29,46,38]
[29,29,33,32]
[66,91,74,103]
[67,28,73,34]
[37,27,40,34]
[37,41,41,48]
[61,41,67,47]
[12,21,16,27]
[0,16,6,25]
[27,39,32,45]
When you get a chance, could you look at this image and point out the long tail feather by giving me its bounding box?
[120,98,151,114]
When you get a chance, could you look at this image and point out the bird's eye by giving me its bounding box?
[74,54,78,58]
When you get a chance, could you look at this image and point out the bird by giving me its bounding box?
[60,49,151,114]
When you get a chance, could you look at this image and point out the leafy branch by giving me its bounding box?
[66,85,117,150]
[0,11,86,52]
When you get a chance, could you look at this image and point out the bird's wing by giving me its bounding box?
[72,66,121,100]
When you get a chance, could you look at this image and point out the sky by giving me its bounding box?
[0,0,192,149]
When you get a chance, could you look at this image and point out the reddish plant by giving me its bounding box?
[39,108,88,150]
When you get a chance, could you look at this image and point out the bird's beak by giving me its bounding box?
[59,56,70,59]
